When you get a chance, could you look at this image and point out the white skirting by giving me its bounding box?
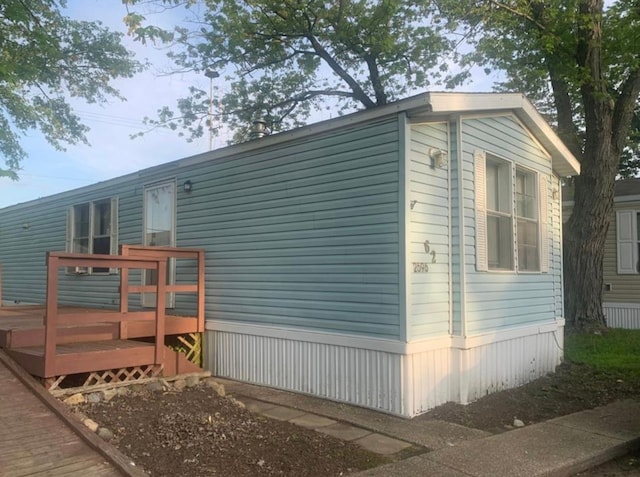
[604,302,640,329]
[204,320,564,417]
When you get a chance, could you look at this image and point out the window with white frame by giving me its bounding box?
[475,151,548,273]
[616,210,640,274]
[486,156,514,270]
[516,167,540,271]
[66,198,118,274]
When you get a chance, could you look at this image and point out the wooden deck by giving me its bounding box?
[0,246,205,387]
[0,350,144,476]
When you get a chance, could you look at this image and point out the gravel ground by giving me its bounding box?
[73,361,640,476]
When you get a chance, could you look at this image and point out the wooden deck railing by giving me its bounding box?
[44,252,168,378]
[120,245,205,333]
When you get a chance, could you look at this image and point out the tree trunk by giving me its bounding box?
[563,103,618,331]
[563,166,615,331]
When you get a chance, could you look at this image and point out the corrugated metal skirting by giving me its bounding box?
[604,303,640,329]
[207,331,406,415]
[205,325,565,417]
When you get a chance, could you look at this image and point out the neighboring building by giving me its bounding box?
[0,92,580,417]
[564,178,640,329]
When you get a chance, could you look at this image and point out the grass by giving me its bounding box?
[565,328,640,373]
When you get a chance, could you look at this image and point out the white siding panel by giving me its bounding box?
[461,328,563,403]
[207,330,406,415]
[604,303,640,329]
[407,346,454,414]
[205,321,564,417]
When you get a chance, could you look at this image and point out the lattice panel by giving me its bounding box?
[45,365,162,391]
[170,332,202,367]
[83,365,162,387]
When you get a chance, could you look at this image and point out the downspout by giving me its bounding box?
[456,115,467,339]
[447,122,453,337]
[397,113,412,415]
[456,116,469,404]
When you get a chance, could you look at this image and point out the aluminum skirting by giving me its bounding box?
[604,302,640,329]
[204,322,564,417]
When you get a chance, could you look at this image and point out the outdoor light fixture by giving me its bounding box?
[183,180,193,193]
[429,148,448,169]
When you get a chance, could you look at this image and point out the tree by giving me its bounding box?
[0,0,141,179]
[124,0,458,141]
[439,0,640,330]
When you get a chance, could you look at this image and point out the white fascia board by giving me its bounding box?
[1,91,580,212]
[615,195,640,204]
[423,92,581,178]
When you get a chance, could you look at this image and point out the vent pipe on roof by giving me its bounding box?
[251,119,269,139]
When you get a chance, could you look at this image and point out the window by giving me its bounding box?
[486,157,513,270]
[616,210,640,274]
[516,168,539,271]
[67,198,118,274]
[475,151,548,273]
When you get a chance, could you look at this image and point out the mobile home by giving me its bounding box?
[0,92,580,417]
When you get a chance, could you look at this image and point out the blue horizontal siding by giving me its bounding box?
[407,122,451,339]
[179,117,402,338]
[0,117,401,340]
[461,115,558,333]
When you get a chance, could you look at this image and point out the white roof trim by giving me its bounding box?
[422,92,580,177]
[2,92,580,211]
[179,92,580,177]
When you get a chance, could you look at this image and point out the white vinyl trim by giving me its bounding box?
[616,210,638,274]
[474,150,488,272]
[205,319,564,355]
[539,175,549,273]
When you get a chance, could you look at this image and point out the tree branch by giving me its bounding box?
[306,34,375,108]
[487,0,547,30]
[363,54,387,105]
[612,66,640,156]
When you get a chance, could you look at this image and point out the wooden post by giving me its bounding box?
[119,261,129,339]
[197,250,205,332]
[44,254,59,377]
[154,259,167,366]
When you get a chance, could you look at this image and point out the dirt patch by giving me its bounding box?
[76,361,640,476]
[422,362,640,433]
[78,382,389,477]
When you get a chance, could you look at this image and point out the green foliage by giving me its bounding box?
[439,0,640,175]
[124,0,456,142]
[0,0,142,179]
[565,329,640,373]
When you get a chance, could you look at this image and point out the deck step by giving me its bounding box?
[5,323,121,349]
[7,340,158,378]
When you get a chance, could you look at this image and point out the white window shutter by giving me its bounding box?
[109,197,119,274]
[475,150,488,271]
[539,175,549,273]
[617,210,637,274]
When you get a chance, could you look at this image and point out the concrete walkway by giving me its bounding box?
[219,379,640,477]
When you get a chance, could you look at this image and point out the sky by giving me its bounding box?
[0,1,215,209]
[0,1,499,209]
